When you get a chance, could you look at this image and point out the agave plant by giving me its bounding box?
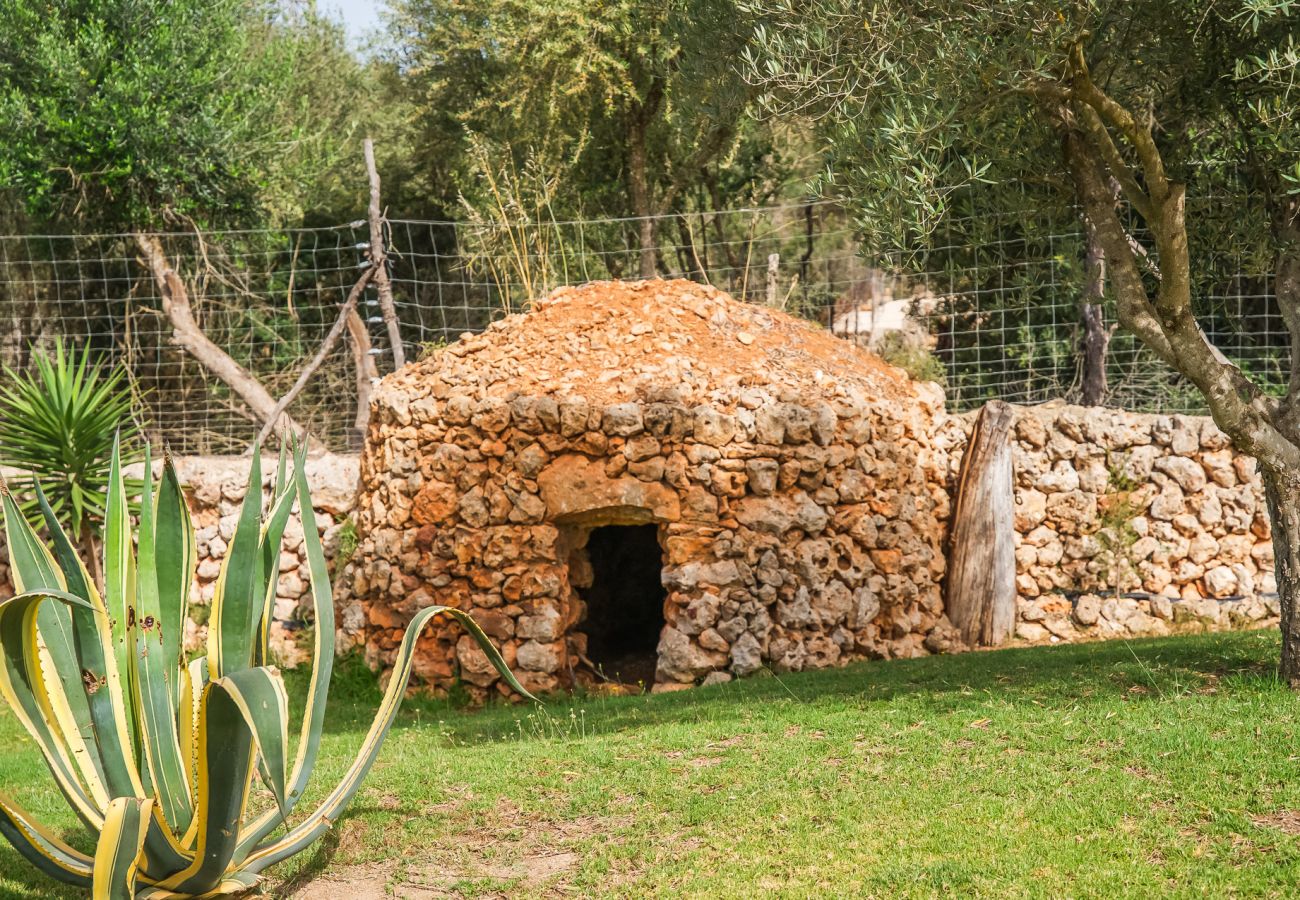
[0,437,530,898]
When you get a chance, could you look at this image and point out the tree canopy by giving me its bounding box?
[0,0,369,230]
[742,1,1298,261]
[389,0,803,273]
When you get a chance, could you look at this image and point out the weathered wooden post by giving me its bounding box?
[765,252,780,307]
[946,399,1017,646]
[365,137,405,370]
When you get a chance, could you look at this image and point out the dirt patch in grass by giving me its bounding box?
[290,863,394,899]
[286,805,634,898]
[287,847,581,899]
[1252,810,1300,835]
[402,850,581,897]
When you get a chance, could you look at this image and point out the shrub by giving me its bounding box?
[874,330,947,385]
[0,339,144,545]
[333,516,360,568]
[0,438,530,897]
[1092,454,1143,598]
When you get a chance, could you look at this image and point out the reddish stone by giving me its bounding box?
[536,454,681,523]
[414,524,438,549]
[869,549,902,574]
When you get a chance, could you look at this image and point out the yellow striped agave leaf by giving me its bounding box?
[94,797,153,900]
[0,439,533,896]
[0,791,93,887]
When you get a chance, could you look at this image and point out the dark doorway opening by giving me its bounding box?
[579,524,666,685]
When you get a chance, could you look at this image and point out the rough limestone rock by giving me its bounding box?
[349,278,957,699]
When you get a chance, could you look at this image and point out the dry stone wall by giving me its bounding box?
[0,454,358,665]
[4,372,1275,692]
[955,404,1280,644]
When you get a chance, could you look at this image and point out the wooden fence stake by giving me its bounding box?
[364,138,405,370]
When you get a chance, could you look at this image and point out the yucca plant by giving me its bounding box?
[0,436,530,898]
[0,339,144,545]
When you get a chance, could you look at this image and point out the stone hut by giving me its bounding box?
[350,279,960,699]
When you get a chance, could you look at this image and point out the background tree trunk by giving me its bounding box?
[626,81,664,279]
[628,124,657,279]
[1080,218,1110,406]
[946,400,1017,646]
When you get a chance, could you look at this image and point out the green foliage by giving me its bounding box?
[332,517,359,570]
[0,0,369,231]
[0,438,531,897]
[1092,454,1144,597]
[1105,453,1140,494]
[742,0,1300,407]
[874,332,947,386]
[188,602,211,628]
[388,0,791,228]
[418,340,450,360]
[0,340,143,539]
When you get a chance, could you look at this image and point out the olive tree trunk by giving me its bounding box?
[1263,467,1300,686]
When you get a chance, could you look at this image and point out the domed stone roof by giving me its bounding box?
[377,278,927,415]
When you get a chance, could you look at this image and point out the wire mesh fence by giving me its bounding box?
[0,194,1287,454]
[0,225,375,454]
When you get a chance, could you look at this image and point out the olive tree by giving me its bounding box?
[390,0,759,277]
[743,0,1300,681]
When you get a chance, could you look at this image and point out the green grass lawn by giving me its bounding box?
[3,630,1300,898]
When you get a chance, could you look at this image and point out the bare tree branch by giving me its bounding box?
[255,267,375,447]
[135,233,308,443]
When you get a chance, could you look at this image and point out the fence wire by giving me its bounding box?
[0,197,1287,454]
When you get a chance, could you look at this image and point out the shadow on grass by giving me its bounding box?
[0,818,100,898]
[307,629,1284,744]
[0,863,79,900]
